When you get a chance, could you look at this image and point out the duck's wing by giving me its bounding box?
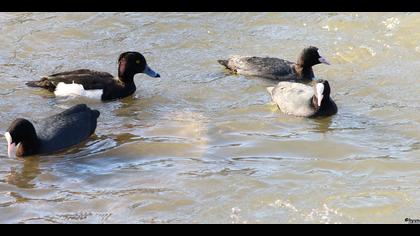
[26,69,114,91]
[46,69,104,77]
[219,56,296,80]
[269,82,315,117]
[33,104,100,154]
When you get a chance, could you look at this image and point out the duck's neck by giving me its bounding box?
[294,64,314,80]
[117,71,136,85]
[118,60,136,84]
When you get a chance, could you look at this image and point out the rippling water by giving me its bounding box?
[0,12,419,223]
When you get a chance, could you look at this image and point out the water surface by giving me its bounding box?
[0,12,419,223]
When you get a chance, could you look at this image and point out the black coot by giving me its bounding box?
[267,79,337,117]
[5,104,100,157]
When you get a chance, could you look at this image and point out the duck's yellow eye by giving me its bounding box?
[136,60,141,64]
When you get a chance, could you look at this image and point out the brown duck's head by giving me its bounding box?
[297,46,330,68]
[117,52,160,81]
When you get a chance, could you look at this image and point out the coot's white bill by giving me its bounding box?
[5,132,14,158]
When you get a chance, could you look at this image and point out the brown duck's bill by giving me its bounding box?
[143,65,160,78]
[319,56,331,65]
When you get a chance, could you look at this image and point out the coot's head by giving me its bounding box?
[313,79,332,107]
[5,119,38,158]
[118,52,160,80]
[298,46,330,68]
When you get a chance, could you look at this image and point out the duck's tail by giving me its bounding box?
[217,59,229,68]
[26,77,56,92]
[90,109,100,134]
[92,110,100,119]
